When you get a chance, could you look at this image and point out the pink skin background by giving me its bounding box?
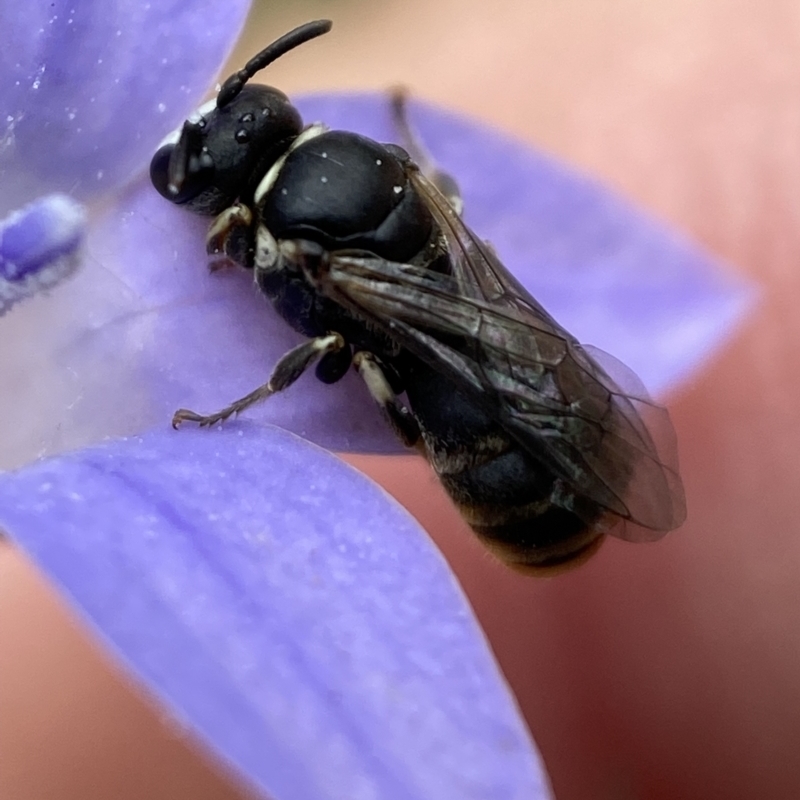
[3,0,800,798]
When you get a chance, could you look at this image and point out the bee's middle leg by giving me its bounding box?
[353,351,421,448]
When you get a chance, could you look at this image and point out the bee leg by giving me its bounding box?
[172,332,346,428]
[388,87,463,215]
[353,351,421,447]
[205,202,255,269]
[315,343,353,384]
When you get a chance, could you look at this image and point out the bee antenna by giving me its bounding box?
[216,19,332,109]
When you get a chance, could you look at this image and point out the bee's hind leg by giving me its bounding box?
[388,87,463,215]
[353,351,421,448]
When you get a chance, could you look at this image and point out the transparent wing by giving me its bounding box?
[298,169,686,537]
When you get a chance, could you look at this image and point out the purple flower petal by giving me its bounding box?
[0,93,752,466]
[0,0,251,212]
[295,95,754,396]
[0,193,85,315]
[0,423,551,800]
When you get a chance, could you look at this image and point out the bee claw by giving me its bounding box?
[171,408,206,429]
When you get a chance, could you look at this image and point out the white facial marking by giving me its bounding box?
[156,127,181,149]
[156,97,217,149]
[187,98,217,125]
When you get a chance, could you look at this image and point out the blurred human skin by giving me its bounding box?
[3,1,800,798]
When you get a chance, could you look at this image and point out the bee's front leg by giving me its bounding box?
[205,202,255,269]
[173,332,346,428]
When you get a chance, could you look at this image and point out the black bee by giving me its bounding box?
[150,20,686,573]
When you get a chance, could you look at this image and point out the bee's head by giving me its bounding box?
[149,86,303,215]
[150,20,331,215]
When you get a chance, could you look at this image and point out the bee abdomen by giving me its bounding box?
[437,444,606,574]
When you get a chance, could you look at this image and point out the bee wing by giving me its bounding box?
[304,171,686,537]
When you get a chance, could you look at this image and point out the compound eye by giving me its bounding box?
[150,143,179,200]
[149,132,214,205]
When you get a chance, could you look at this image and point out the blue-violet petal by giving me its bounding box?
[0,0,252,212]
[0,423,552,800]
[296,95,754,396]
[0,94,752,464]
